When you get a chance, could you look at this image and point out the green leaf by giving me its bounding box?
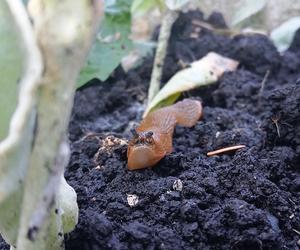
[144,52,239,116]
[231,0,266,27]
[0,2,24,141]
[270,17,300,52]
[77,0,133,87]
[131,0,165,16]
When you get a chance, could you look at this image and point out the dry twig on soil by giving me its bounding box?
[207,145,246,156]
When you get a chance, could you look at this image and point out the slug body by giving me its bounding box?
[127,99,202,170]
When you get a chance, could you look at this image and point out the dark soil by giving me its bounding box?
[63,11,300,250]
[1,10,299,250]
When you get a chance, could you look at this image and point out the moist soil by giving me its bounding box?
[1,11,300,250]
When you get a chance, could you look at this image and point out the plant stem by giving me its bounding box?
[147,9,179,103]
[15,1,103,249]
[0,0,42,246]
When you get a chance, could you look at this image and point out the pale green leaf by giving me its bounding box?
[153,92,181,110]
[77,0,133,87]
[58,176,78,234]
[231,0,266,27]
[0,1,42,246]
[144,52,239,116]
[165,0,190,11]
[134,41,156,57]
[0,112,35,246]
[270,17,300,52]
[0,2,24,141]
[131,0,165,15]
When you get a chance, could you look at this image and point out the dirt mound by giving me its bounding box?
[64,10,299,250]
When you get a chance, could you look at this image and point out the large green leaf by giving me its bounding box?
[144,52,239,117]
[0,2,23,141]
[271,17,300,52]
[77,0,133,87]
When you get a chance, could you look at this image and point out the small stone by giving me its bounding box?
[190,32,199,39]
[127,194,139,207]
[297,239,300,247]
[173,179,183,191]
[159,194,166,202]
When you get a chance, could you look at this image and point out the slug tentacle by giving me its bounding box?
[127,99,202,170]
[130,128,139,138]
[145,131,153,138]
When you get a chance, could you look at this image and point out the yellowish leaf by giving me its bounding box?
[144,52,238,117]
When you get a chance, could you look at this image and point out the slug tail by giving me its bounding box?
[172,99,202,127]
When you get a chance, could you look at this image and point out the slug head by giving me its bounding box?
[127,130,164,170]
[130,129,154,145]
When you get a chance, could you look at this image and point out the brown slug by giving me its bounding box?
[127,99,202,170]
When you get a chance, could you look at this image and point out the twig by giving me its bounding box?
[191,19,240,37]
[293,228,300,236]
[207,145,246,156]
[271,116,281,138]
[147,9,179,103]
[192,19,214,30]
[259,70,270,96]
[258,70,270,106]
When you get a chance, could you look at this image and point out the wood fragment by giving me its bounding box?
[207,145,246,156]
[293,228,300,236]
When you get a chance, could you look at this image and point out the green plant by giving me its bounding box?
[0,0,102,249]
[77,0,133,87]
[1,1,299,248]
[78,0,300,108]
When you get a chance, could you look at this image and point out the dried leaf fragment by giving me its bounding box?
[173,179,183,191]
[127,194,139,207]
